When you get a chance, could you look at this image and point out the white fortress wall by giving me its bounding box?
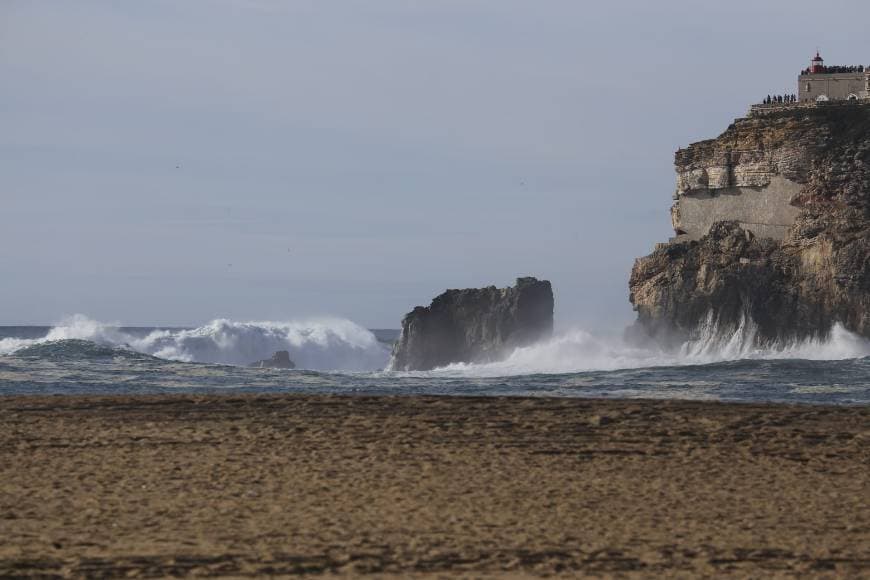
[799,72,869,102]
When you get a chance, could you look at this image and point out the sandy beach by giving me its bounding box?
[0,394,867,578]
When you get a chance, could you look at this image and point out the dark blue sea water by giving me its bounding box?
[1,319,869,405]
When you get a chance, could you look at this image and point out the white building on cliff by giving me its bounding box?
[798,52,870,102]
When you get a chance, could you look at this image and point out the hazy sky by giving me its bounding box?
[3,1,869,328]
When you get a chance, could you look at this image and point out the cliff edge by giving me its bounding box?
[630,103,870,345]
[389,277,554,371]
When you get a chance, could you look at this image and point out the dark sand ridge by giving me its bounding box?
[0,395,868,578]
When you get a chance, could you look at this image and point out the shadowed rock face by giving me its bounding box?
[389,277,554,371]
[630,104,870,345]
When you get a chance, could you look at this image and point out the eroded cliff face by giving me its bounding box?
[630,104,870,345]
[389,277,554,371]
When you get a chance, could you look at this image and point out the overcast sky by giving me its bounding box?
[2,0,869,329]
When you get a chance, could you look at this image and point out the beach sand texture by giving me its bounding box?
[1,394,868,578]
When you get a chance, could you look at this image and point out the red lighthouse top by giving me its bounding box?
[811,51,825,73]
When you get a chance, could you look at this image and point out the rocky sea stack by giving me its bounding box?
[389,277,554,371]
[630,103,870,346]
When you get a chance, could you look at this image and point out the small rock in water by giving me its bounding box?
[250,350,296,369]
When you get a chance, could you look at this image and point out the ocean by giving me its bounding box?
[1,315,869,404]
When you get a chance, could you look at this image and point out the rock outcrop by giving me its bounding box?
[250,350,296,369]
[630,103,870,345]
[389,277,554,371]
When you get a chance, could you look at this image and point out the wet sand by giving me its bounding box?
[1,394,868,578]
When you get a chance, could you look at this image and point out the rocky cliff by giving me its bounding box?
[630,103,870,345]
[389,277,554,371]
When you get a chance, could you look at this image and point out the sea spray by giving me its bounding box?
[1,320,869,403]
[680,307,870,362]
[3,312,869,377]
[137,319,390,370]
[0,315,391,371]
[0,314,131,356]
[430,316,870,377]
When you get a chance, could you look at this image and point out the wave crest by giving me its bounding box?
[4,311,868,377]
[13,339,158,362]
[1,315,391,371]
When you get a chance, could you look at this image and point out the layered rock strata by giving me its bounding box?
[389,277,554,371]
[631,104,870,345]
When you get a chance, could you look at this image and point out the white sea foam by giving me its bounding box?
[0,315,132,356]
[431,329,670,376]
[430,315,870,377]
[0,337,40,355]
[4,309,869,377]
[0,314,391,371]
[680,310,870,362]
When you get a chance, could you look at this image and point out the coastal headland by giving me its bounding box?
[630,101,870,346]
[1,394,867,578]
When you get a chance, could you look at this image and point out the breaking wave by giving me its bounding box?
[13,339,160,362]
[3,309,869,377]
[0,315,391,371]
[432,315,870,377]
[678,310,870,361]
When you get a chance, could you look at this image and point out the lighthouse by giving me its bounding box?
[810,51,825,74]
